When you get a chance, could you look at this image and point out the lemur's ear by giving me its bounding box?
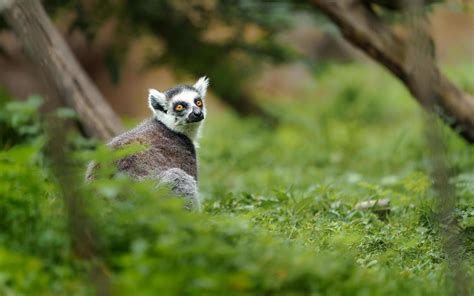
[193,76,209,98]
[148,89,167,113]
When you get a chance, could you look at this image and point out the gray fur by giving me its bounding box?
[109,119,197,180]
[157,168,200,210]
[106,119,199,210]
[87,77,209,211]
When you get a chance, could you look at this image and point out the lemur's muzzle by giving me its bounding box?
[187,107,204,123]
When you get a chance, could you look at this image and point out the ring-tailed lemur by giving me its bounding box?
[87,77,209,210]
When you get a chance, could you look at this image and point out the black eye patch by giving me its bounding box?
[194,97,203,107]
[173,101,188,111]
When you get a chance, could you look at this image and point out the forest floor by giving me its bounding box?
[0,63,473,295]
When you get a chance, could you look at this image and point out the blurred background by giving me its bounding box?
[0,0,472,118]
[0,1,473,295]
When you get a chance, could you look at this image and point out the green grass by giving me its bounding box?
[0,62,473,295]
[197,62,473,294]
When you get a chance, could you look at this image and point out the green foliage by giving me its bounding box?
[0,93,43,148]
[0,63,473,295]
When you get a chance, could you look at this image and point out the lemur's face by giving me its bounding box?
[148,77,208,139]
[168,88,205,125]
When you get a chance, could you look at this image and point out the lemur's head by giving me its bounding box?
[148,76,209,142]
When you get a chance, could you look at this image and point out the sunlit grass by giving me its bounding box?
[0,62,472,295]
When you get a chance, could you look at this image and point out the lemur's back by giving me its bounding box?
[109,118,197,180]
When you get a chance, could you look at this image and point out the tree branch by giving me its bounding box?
[1,0,124,140]
[312,0,474,143]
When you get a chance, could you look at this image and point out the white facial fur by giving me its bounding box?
[148,76,209,145]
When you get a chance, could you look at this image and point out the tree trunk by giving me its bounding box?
[1,0,124,140]
[312,0,474,143]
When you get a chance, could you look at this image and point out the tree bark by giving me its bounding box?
[1,0,124,140]
[312,0,474,143]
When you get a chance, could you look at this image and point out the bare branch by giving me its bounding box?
[312,0,474,143]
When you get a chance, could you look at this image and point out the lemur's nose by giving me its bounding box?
[192,107,203,117]
[188,107,204,123]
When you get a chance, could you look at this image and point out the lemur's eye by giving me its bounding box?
[175,104,184,111]
[196,100,203,107]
